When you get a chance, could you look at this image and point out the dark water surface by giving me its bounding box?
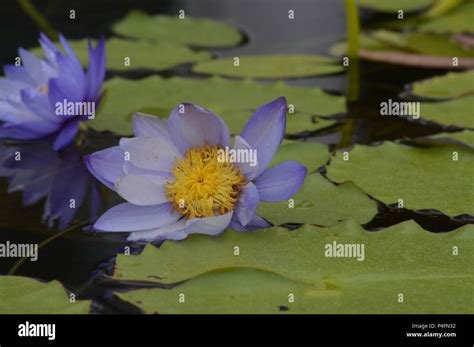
[0,0,470,313]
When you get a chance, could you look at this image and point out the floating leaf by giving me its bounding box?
[358,0,435,12]
[31,38,211,71]
[420,95,474,128]
[112,11,242,47]
[411,70,474,99]
[193,55,344,78]
[257,173,378,226]
[117,265,474,314]
[91,76,345,134]
[115,221,474,313]
[419,2,474,34]
[413,130,474,150]
[112,220,474,285]
[431,130,474,148]
[403,33,474,57]
[330,34,395,56]
[269,141,330,173]
[326,141,474,216]
[333,31,474,58]
[0,276,90,314]
[204,109,335,135]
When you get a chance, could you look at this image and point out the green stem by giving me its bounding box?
[17,0,57,39]
[425,0,462,18]
[7,219,92,276]
[340,0,361,148]
[344,0,360,59]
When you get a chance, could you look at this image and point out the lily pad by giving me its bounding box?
[431,130,474,148]
[205,109,335,136]
[193,55,344,79]
[411,70,474,99]
[0,276,90,314]
[117,265,474,314]
[333,31,474,58]
[358,0,436,12]
[330,34,396,56]
[420,95,474,128]
[419,2,474,34]
[91,76,345,134]
[270,141,330,173]
[112,11,242,47]
[114,220,474,313]
[257,173,378,226]
[32,38,211,71]
[326,141,474,216]
[403,33,474,57]
[413,130,474,150]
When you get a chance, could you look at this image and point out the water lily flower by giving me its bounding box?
[85,97,307,242]
[0,33,106,150]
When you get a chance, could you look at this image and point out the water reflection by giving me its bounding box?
[0,140,102,230]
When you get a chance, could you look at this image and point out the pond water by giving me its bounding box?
[0,0,470,313]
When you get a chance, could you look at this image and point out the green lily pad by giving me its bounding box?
[0,276,90,314]
[286,114,336,134]
[403,33,474,57]
[335,30,474,58]
[112,220,474,285]
[257,173,378,226]
[270,141,330,173]
[326,141,474,216]
[90,76,345,135]
[431,130,474,148]
[419,1,474,34]
[358,0,435,12]
[205,109,336,136]
[330,34,396,56]
[420,95,474,128]
[193,55,344,79]
[114,220,474,313]
[32,38,211,71]
[411,70,474,99]
[117,264,474,314]
[112,11,242,47]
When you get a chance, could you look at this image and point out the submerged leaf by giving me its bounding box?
[0,276,90,314]
[326,141,474,216]
[112,11,242,47]
[193,55,344,78]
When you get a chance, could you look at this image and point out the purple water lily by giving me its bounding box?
[85,97,307,242]
[0,33,106,150]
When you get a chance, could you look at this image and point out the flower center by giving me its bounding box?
[165,145,246,219]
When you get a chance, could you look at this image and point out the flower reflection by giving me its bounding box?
[0,140,102,229]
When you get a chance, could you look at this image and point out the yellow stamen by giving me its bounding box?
[39,85,48,94]
[165,145,246,219]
